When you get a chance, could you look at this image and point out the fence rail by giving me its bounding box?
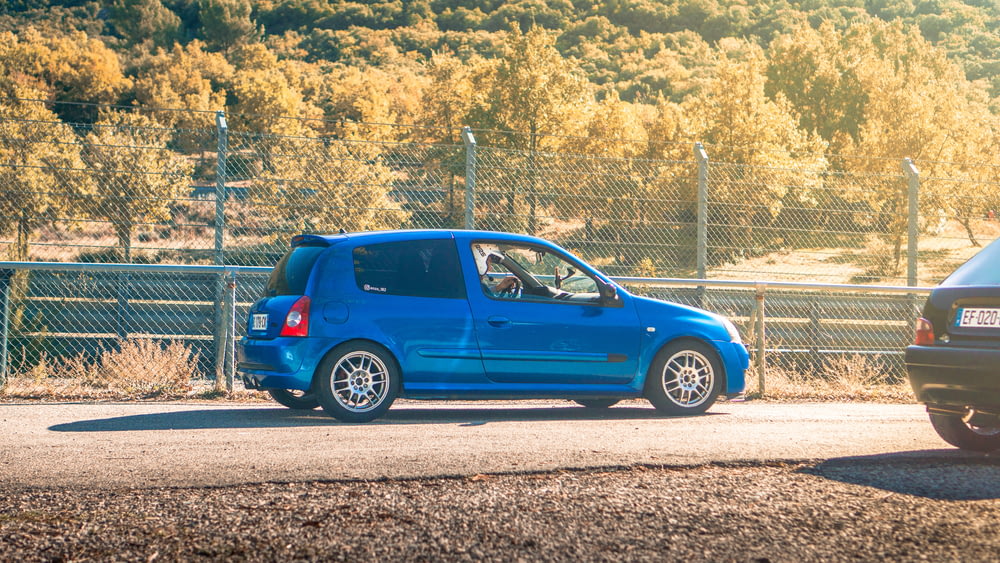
[0,262,929,391]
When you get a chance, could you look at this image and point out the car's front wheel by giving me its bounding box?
[267,388,320,410]
[929,413,1000,452]
[316,341,399,423]
[644,340,721,416]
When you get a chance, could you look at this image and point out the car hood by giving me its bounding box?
[629,293,734,342]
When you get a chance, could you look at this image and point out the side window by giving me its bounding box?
[354,239,466,299]
[472,241,601,303]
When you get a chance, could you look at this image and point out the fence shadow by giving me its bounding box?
[800,451,1000,500]
[48,404,713,432]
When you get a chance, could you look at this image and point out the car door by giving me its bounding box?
[463,240,642,385]
[349,237,485,391]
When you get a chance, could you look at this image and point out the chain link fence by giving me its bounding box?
[2,101,997,286]
[1,100,998,391]
[0,264,926,391]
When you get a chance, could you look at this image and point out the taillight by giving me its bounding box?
[280,296,311,337]
[914,317,934,346]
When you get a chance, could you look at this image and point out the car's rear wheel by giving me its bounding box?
[644,340,721,416]
[267,388,320,410]
[316,341,399,423]
[929,413,1000,452]
[574,399,620,409]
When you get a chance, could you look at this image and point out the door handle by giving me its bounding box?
[487,316,511,328]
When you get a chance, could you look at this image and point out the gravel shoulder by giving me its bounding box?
[3,459,1000,562]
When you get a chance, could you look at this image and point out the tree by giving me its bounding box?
[133,40,234,131]
[477,26,593,233]
[0,27,131,122]
[109,0,181,48]
[83,110,194,262]
[199,0,261,52]
[0,85,93,261]
[685,41,827,264]
[252,136,410,239]
[768,20,997,270]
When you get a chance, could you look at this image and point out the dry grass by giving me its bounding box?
[744,353,915,403]
[1,339,204,400]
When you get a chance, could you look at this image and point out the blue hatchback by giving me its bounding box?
[238,230,748,422]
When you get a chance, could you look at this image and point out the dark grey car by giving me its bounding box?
[906,237,1000,451]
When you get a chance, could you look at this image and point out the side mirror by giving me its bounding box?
[598,280,618,303]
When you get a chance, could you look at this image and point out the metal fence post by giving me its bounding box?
[213,111,229,390]
[462,127,476,230]
[215,111,228,266]
[694,143,709,280]
[903,158,919,287]
[224,271,236,392]
[0,269,11,387]
[754,282,767,396]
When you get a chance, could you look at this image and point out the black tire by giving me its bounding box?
[929,413,1000,452]
[574,399,620,409]
[315,341,399,423]
[266,388,320,410]
[644,340,722,416]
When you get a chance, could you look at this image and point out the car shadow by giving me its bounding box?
[800,450,1000,500]
[49,405,721,433]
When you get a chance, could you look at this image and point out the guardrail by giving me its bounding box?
[0,262,931,392]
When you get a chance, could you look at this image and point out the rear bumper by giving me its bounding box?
[905,345,1000,410]
[238,336,333,391]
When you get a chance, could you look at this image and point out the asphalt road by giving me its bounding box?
[0,399,977,490]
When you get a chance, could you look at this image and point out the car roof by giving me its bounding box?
[940,235,1000,287]
[291,229,556,248]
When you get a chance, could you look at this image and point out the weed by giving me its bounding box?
[745,353,913,402]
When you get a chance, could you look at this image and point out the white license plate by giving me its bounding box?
[252,313,268,331]
[955,307,1000,328]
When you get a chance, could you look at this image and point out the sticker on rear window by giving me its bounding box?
[363,284,387,293]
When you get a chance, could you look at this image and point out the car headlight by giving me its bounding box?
[721,318,742,344]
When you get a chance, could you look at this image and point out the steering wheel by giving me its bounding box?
[497,277,521,297]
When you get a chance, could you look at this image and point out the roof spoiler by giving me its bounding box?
[290,234,338,247]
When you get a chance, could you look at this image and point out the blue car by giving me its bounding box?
[238,230,748,422]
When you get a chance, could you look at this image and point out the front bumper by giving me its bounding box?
[718,341,750,395]
[905,345,1000,410]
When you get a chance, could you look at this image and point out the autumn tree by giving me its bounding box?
[685,40,827,264]
[252,136,410,241]
[132,40,234,133]
[0,27,131,123]
[0,85,93,261]
[83,110,194,262]
[477,26,593,233]
[768,20,997,269]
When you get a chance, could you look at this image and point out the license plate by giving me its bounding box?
[955,307,1000,328]
[252,313,268,331]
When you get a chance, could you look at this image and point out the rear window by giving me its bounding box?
[353,239,465,299]
[942,237,1000,287]
[265,245,326,296]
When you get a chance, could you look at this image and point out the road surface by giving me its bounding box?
[0,399,969,489]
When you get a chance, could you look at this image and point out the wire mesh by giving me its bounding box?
[1,268,219,381]
[222,132,465,265]
[474,147,699,277]
[2,103,996,288]
[706,162,910,284]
